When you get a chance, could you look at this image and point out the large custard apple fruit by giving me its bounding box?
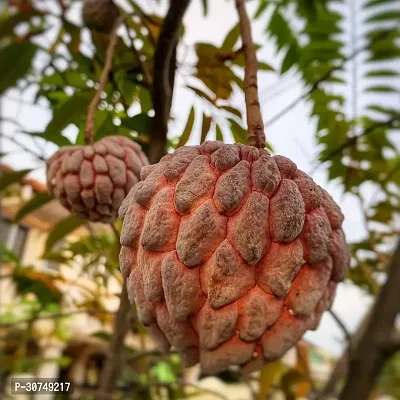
[119,141,350,374]
[46,136,148,223]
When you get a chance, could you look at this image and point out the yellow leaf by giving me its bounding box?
[294,342,312,397]
[258,360,286,400]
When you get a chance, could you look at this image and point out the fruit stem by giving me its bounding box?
[85,15,125,145]
[235,0,266,149]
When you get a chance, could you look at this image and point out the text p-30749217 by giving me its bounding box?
[11,378,74,394]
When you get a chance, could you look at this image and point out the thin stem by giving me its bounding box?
[329,310,352,345]
[96,279,131,398]
[85,15,125,145]
[235,0,265,149]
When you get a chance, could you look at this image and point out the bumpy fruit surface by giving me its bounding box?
[82,0,120,33]
[119,141,350,374]
[47,136,148,223]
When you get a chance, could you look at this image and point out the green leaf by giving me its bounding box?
[200,114,212,143]
[215,124,224,141]
[14,193,54,223]
[121,113,153,134]
[365,85,399,93]
[0,42,37,95]
[364,0,395,7]
[366,11,400,23]
[222,23,240,50]
[0,169,32,191]
[0,9,43,38]
[365,69,399,78]
[229,119,247,144]
[254,0,268,19]
[176,107,195,148]
[24,131,72,147]
[267,8,296,52]
[151,361,176,383]
[44,91,93,136]
[281,43,300,74]
[44,216,85,253]
[187,85,216,105]
[258,62,275,71]
[220,105,242,118]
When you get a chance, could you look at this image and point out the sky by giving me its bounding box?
[1,0,399,356]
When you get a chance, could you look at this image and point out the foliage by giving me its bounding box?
[0,0,399,399]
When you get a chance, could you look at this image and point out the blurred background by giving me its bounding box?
[0,0,399,399]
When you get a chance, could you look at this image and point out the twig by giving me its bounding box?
[235,0,265,149]
[309,117,399,175]
[126,350,178,363]
[96,279,132,399]
[315,311,372,400]
[329,310,352,345]
[85,15,125,145]
[0,133,46,162]
[148,0,191,164]
[296,344,317,394]
[320,117,399,164]
[339,238,400,400]
[110,223,120,241]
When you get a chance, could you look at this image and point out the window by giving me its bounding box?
[0,215,28,259]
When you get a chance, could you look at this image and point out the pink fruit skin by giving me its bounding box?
[119,141,350,374]
[46,136,148,223]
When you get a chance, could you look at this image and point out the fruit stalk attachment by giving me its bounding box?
[235,0,266,149]
[85,14,125,145]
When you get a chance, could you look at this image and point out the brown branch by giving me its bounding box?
[379,331,400,355]
[316,311,372,400]
[148,0,191,164]
[235,0,265,149]
[96,279,132,399]
[339,238,400,400]
[85,15,125,145]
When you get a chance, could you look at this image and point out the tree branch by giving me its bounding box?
[235,0,265,149]
[320,116,399,164]
[96,280,131,399]
[379,331,400,355]
[85,15,125,145]
[0,132,46,162]
[339,238,400,400]
[316,311,372,400]
[148,0,191,164]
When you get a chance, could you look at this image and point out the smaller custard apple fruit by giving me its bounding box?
[82,0,120,34]
[46,136,148,223]
[118,141,350,374]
